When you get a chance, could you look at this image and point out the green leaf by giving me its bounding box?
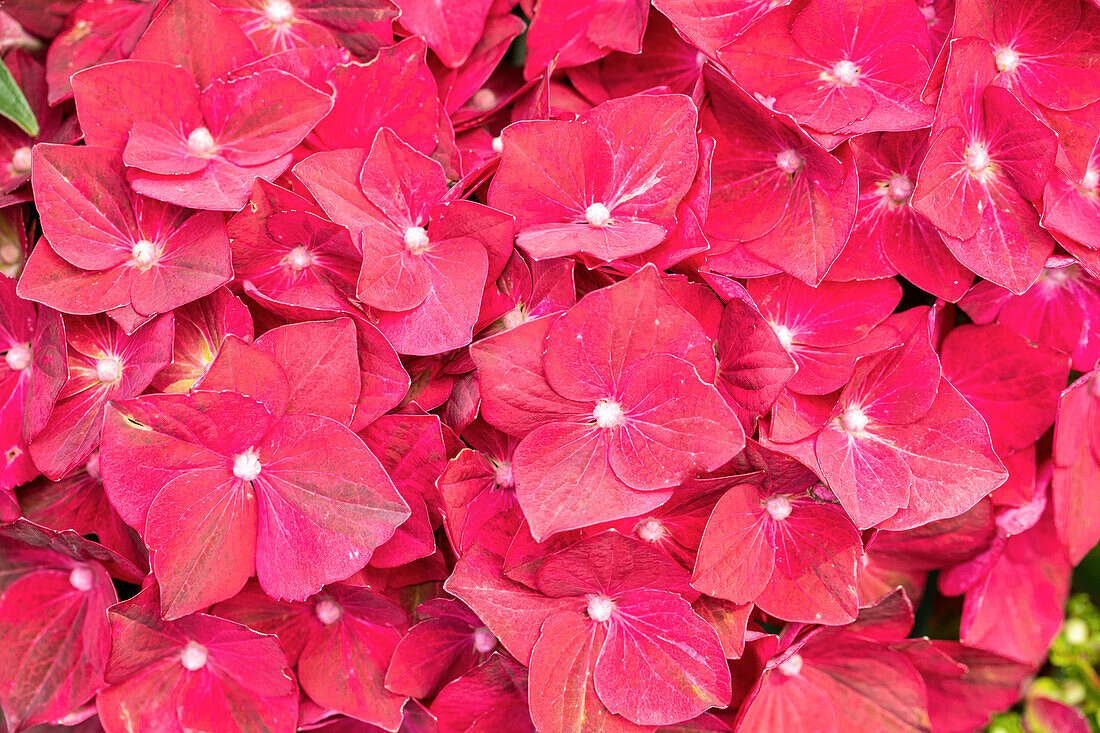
[0,60,38,137]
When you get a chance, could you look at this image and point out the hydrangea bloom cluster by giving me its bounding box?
[0,0,1098,730]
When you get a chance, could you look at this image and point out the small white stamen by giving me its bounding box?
[315,597,342,625]
[593,400,624,429]
[4,343,30,371]
[11,146,32,174]
[232,449,262,481]
[471,88,497,110]
[473,627,497,653]
[636,518,666,542]
[840,406,869,433]
[286,245,313,271]
[187,127,216,157]
[584,203,612,228]
[501,305,527,330]
[68,566,94,591]
[777,653,803,676]
[586,595,615,623]
[995,47,1020,73]
[887,175,913,203]
[95,357,121,383]
[765,496,793,521]
[494,461,514,491]
[965,142,990,174]
[131,239,157,267]
[264,0,294,23]
[772,323,794,349]
[491,136,503,154]
[1082,168,1098,192]
[85,452,100,479]
[180,641,208,671]
[404,227,430,254]
[828,60,860,86]
[776,149,803,174]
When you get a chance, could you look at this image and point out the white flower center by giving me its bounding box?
[585,203,612,228]
[404,226,430,254]
[491,136,503,154]
[586,594,615,623]
[11,146,32,174]
[772,323,794,349]
[995,47,1020,73]
[471,88,497,110]
[1082,168,1099,192]
[180,641,208,671]
[314,598,342,625]
[828,59,860,86]
[264,0,294,23]
[494,461,514,490]
[187,127,216,157]
[286,245,313,271]
[765,496,793,521]
[95,356,121,383]
[840,406,869,433]
[85,452,100,479]
[776,149,803,174]
[778,653,803,676]
[131,239,158,267]
[473,627,497,653]
[965,142,991,174]
[593,400,624,429]
[920,3,937,23]
[5,343,30,371]
[887,175,913,203]
[635,518,666,542]
[68,566,95,591]
[232,449,262,481]
[501,305,527,330]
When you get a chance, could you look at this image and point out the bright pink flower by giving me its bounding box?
[652,0,789,59]
[911,38,1058,294]
[1052,370,1100,564]
[489,94,699,262]
[703,69,858,285]
[99,331,409,617]
[472,265,743,540]
[19,145,233,321]
[212,0,397,56]
[96,586,299,733]
[447,533,732,729]
[718,0,935,137]
[523,0,649,79]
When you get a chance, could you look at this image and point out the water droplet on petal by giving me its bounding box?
[593,399,624,429]
[5,343,30,371]
[233,449,262,481]
[69,566,95,591]
[473,627,497,653]
[585,203,612,228]
[180,641,208,671]
[586,594,616,623]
